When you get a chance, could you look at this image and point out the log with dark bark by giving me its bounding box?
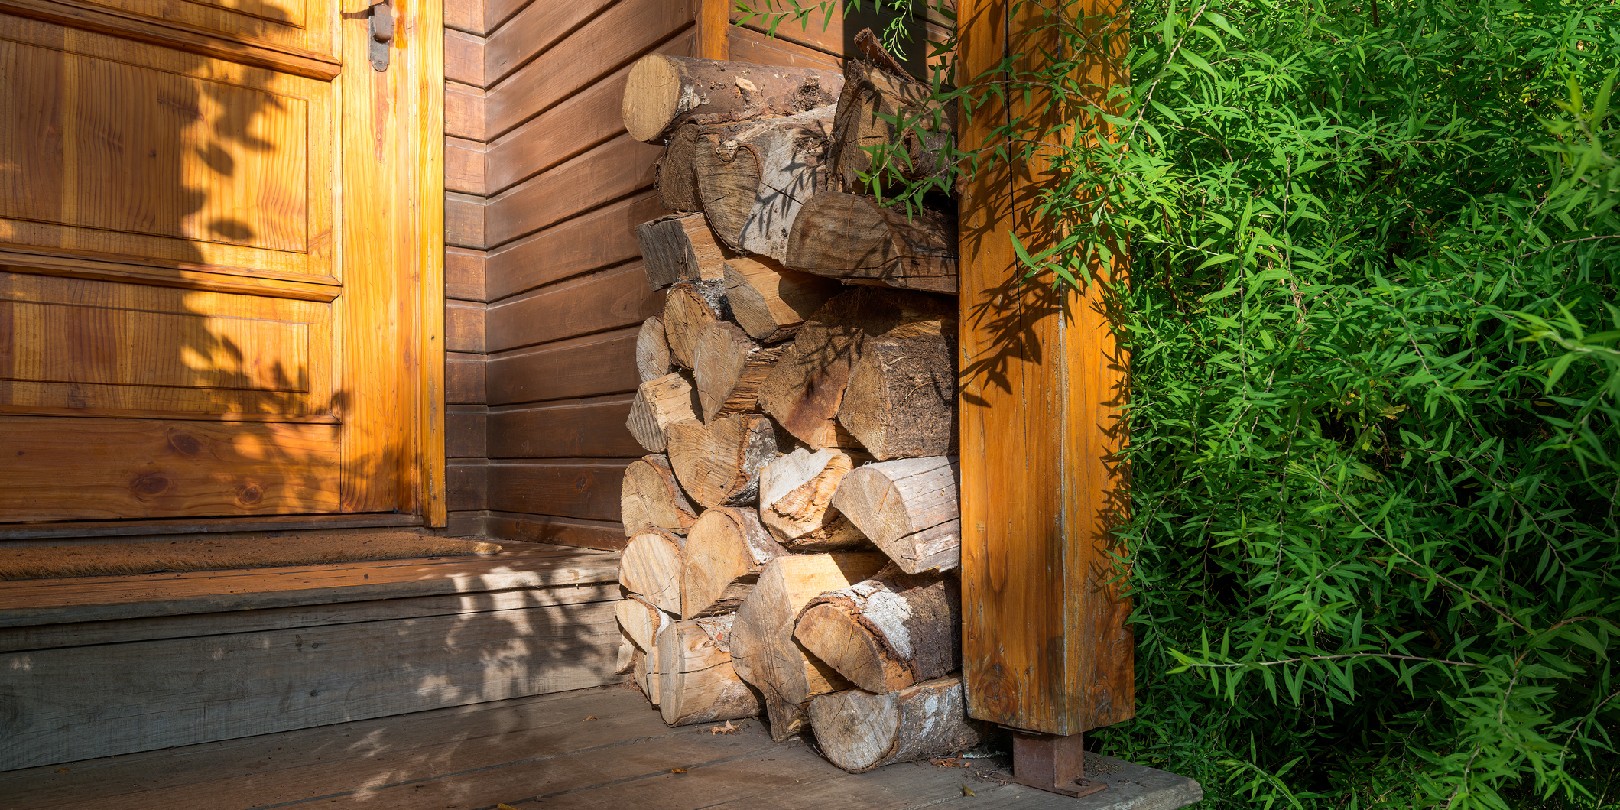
[665,415,781,508]
[637,316,674,382]
[657,124,703,212]
[637,213,730,290]
[623,54,843,143]
[757,447,866,550]
[831,457,961,574]
[627,372,700,453]
[619,528,685,614]
[794,566,960,693]
[806,678,988,773]
[757,288,953,449]
[722,257,839,344]
[836,319,956,459]
[680,506,786,619]
[658,614,763,727]
[662,282,727,369]
[828,45,956,193]
[728,552,886,740]
[784,191,957,294]
[693,105,836,261]
[692,320,785,421]
[620,454,699,537]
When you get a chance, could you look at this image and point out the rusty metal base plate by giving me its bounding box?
[1011,731,1108,798]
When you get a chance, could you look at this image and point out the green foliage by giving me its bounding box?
[752,0,1620,804]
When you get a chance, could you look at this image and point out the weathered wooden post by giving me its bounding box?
[957,0,1135,796]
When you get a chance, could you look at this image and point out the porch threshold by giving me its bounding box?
[0,684,1203,809]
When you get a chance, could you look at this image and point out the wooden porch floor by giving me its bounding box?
[0,683,1198,809]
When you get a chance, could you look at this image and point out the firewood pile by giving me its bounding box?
[616,40,985,774]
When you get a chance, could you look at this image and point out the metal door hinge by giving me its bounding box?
[368,0,394,71]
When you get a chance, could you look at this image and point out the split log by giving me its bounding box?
[657,124,703,212]
[807,678,987,773]
[828,50,955,192]
[784,192,957,294]
[620,454,699,536]
[693,105,835,260]
[626,373,700,453]
[757,288,953,448]
[619,528,685,614]
[722,257,839,344]
[665,415,781,508]
[836,319,956,459]
[729,552,886,740]
[637,213,730,290]
[617,592,674,653]
[794,567,960,693]
[658,614,763,726]
[623,54,843,143]
[758,447,866,550]
[663,282,727,369]
[681,506,787,619]
[831,457,960,574]
[637,316,674,382]
[692,320,785,421]
[632,648,660,705]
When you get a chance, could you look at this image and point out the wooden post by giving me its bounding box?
[956,0,1135,743]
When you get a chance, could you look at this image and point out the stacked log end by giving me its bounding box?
[615,43,986,771]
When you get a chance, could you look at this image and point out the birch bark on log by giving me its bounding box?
[622,54,843,143]
[620,454,699,537]
[637,213,731,290]
[681,506,788,619]
[636,316,674,382]
[619,528,685,614]
[693,105,835,261]
[728,552,886,740]
[665,415,781,508]
[757,447,866,550]
[692,320,786,421]
[807,678,987,773]
[831,457,961,574]
[722,257,839,344]
[658,614,763,726]
[783,191,957,294]
[794,567,961,693]
[626,373,700,453]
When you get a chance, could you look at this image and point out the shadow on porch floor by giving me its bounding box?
[0,683,1199,809]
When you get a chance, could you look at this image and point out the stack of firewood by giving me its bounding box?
[614,42,985,774]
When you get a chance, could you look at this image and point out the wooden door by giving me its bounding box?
[0,0,444,530]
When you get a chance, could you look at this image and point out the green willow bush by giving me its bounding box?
[747,1,1620,805]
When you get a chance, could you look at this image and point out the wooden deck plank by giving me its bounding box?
[0,686,1199,808]
[0,544,620,627]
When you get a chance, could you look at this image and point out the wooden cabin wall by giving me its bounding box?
[449,2,861,548]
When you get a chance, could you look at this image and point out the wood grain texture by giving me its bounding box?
[445,247,488,302]
[485,262,661,352]
[697,0,730,59]
[483,0,699,139]
[485,135,662,248]
[445,137,487,195]
[485,193,665,301]
[446,407,488,459]
[483,0,601,85]
[956,0,1134,735]
[486,461,633,522]
[484,512,630,550]
[727,27,841,72]
[486,327,640,406]
[444,0,486,34]
[486,396,643,459]
[446,460,488,512]
[446,192,488,249]
[445,81,487,141]
[446,353,487,405]
[446,300,486,353]
[444,28,486,87]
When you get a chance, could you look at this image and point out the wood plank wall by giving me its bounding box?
[445,0,909,548]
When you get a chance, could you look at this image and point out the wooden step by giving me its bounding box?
[0,543,625,771]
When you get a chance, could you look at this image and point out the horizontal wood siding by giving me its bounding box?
[476,0,706,549]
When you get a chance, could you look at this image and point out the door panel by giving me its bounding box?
[0,0,443,528]
[0,16,336,282]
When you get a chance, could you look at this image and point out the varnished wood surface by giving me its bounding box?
[0,685,1186,808]
[956,0,1135,735]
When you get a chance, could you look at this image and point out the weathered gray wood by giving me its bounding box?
[692,320,785,421]
[618,529,685,614]
[832,457,961,574]
[623,54,843,143]
[616,592,674,654]
[757,447,866,550]
[806,678,987,773]
[636,316,674,382]
[784,192,957,294]
[657,614,762,726]
[837,319,956,459]
[637,214,730,290]
[694,106,836,261]
[828,53,955,193]
[794,567,960,693]
[627,374,701,453]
